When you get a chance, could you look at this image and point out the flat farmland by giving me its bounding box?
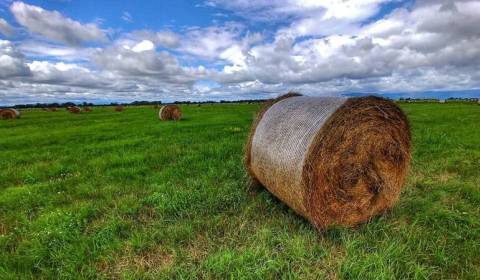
[0,103,479,279]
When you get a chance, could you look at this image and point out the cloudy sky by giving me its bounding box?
[0,0,479,105]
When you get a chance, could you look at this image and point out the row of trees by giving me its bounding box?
[8,99,268,109]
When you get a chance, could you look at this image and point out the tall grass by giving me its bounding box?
[0,103,479,279]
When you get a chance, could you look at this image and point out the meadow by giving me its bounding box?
[0,102,479,279]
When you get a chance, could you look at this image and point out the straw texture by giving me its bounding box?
[246,94,411,229]
[159,105,182,121]
[0,108,21,119]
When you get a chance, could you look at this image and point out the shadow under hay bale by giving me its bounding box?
[115,105,124,112]
[0,108,21,119]
[68,106,81,114]
[245,93,411,230]
[159,105,182,121]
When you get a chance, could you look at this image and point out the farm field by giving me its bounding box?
[0,103,479,279]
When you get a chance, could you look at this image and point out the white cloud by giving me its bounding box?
[18,41,92,62]
[180,23,245,60]
[122,11,133,23]
[131,40,155,52]
[10,1,107,46]
[0,18,14,36]
[0,40,31,78]
[2,0,480,105]
[129,30,180,48]
[214,0,480,96]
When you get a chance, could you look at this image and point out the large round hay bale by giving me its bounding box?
[245,94,411,230]
[115,105,124,112]
[159,105,182,121]
[0,108,21,119]
[68,106,81,114]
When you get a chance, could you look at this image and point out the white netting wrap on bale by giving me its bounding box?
[251,96,346,215]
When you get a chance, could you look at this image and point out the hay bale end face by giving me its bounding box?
[159,105,182,121]
[0,108,21,119]
[245,94,411,230]
[68,106,81,114]
[115,105,124,112]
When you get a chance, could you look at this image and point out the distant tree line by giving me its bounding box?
[398,98,479,102]
[5,99,269,109]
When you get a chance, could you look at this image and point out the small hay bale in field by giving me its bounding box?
[159,105,182,121]
[68,106,81,114]
[50,107,58,112]
[245,93,411,230]
[0,108,21,119]
[42,107,49,111]
[439,99,446,103]
[83,106,93,112]
[115,105,124,112]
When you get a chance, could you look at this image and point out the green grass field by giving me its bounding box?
[1,103,479,279]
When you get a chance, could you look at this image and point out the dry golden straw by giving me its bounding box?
[0,108,21,119]
[159,105,182,121]
[68,106,81,114]
[245,93,411,230]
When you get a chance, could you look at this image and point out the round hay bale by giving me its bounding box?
[68,106,81,114]
[159,105,182,121]
[245,94,411,230]
[83,106,93,112]
[50,107,58,112]
[115,105,124,112]
[0,108,21,119]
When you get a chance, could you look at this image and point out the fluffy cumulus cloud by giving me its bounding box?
[215,0,480,95]
[10,1,107,46]
[0,40,31,78]
[1,0,480,105]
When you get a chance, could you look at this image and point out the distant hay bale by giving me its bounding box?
[0,108,21,119]
[83,106,93,112]
[42,107,49,111]
[159,105,182,121]
[115,105,124,112]
[50,107,58,112]
[439,99,446,103]
[245,93,411,230]
[68,106,81,114]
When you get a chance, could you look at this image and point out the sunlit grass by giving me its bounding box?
[1,103,479,279]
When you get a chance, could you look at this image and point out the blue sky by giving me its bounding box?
[0,0,479,105]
